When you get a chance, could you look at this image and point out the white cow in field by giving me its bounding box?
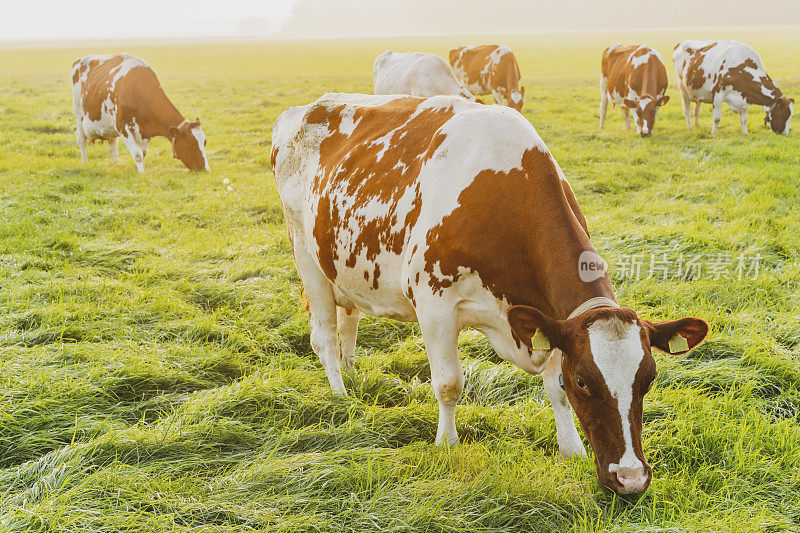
[373,50,476,100]
[673,40,793,134]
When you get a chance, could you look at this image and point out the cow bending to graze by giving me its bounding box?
[71,54,210,173]
[373,50,476,100]
[600,44,669,137]
[449,45,525,111]
[673,40,793,134]
[271,93,708,495]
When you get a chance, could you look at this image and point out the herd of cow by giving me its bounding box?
[68,38,788,495]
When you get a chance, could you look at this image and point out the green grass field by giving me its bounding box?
[1,28,800,531]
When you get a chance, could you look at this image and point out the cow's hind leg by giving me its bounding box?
[292,234,346,393]
[739,108,748,133]
[419,310,463,446]
[543,350,586,458]
[337,306,361,370]
[76,126,88,164]
[599,78,609,129]
[108,137,119,164]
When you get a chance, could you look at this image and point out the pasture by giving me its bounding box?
[1,28,800,531]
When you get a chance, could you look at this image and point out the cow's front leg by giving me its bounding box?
[491,88,507,107]
[622,108,631,131]
[599,78,609,130]
[711,95,723,134]
[542,349,586,458]
[739,108,748,133]
[420,313,463,446]
[108,137,119,163]
[120,133,145,173]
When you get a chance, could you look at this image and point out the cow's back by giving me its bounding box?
[272,93,560,316]
[72,54,163,139]
[373,51,467,98]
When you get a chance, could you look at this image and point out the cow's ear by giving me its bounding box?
[642,317,708,355]
[169,126,179,137]
[449,49,459,64]
[508,306,564,351]
[659,95,670,105]
[623,98,637,108]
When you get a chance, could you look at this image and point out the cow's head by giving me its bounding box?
[508,306,708,494]
[169,118,210,171]
[768,96,793,135]
[623,95,669,137]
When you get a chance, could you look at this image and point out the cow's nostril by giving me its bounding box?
[615,471,650,494]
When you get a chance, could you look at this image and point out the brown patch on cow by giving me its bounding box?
[270,146,279,169]
[313,196,340,281]
[307,97,457,284]
[423,147,614,319]
[372,264,381,289]
[685,43,717,90]
[450,45,524,110]
[714,58,780,106]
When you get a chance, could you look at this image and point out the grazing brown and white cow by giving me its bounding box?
[673,40,793,134]
[600,44,670,137]
[373,50,476,100]
[71,54,210,173]
[449,45,525,111]
[271,93,708,494]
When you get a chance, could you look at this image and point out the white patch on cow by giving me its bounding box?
[629,49,653,69]
[784,102,793,135]
[111,55,150,86]
[588,318,645,473]
[191,127,210,170]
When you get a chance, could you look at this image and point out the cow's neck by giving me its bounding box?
[138,89,186,140]
[527,227,617,321]
[513,154,617,320]
[740,75,783,107]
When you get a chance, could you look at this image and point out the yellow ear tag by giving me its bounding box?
[668,334,689,353]
[530,328,551,351]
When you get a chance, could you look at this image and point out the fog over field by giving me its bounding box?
[2,0,799,41]
[279,0,800,37]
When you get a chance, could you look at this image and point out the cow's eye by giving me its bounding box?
[575,377,589,393]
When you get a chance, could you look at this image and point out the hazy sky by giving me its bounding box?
[2,0,798,41]
[0,0,297,41]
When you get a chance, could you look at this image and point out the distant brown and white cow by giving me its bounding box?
[449,45,525,111]
[271,93,708,494]
[373,50,476,100]
[600,44,670,137]
[673,40,793,134]
[71,54,209,173]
